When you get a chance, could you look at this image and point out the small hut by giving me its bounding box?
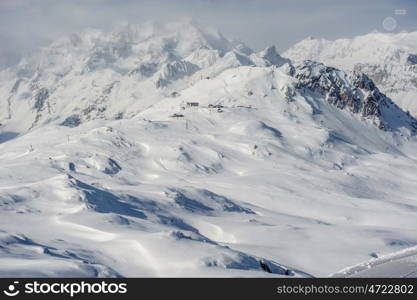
[186,102,199,107]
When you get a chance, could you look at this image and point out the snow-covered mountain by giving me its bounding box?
[1,22,417,277]
[0,21,262,132]
[284,31,417,117]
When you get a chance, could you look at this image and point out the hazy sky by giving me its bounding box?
[0,0,416,69]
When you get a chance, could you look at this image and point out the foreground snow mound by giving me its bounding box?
[1,23,417,277]
[284,32,417,117]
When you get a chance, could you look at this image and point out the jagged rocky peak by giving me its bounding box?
[248,45,290,68]
[291,60,417,133]
[185,46,222,69]
[407,54,417,65]
[259,45,289,67]
[155,59,200,88]
[1,22,415,136]
[283,31,417,117]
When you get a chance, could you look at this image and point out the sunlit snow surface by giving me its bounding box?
[1,22,417,277]
[284,31,417,117]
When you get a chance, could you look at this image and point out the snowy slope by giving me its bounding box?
[1,22,417,277]
[331,246,417,278]
[0,21,263,133]
[284,32,417,117]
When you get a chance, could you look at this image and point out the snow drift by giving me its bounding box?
[1,22,417,277]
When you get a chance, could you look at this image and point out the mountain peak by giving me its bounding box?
[292,60,417,134]
[284,31,417,117]
[1,22,416,138]
[258,45,289,67]
[2,23,417,278]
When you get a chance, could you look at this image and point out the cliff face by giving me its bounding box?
[292,60,417,133]
[284,32,417,118]
[1,23,417,278]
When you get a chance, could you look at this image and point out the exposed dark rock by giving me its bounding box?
[156,60,199,88]
[292,60,417,133]
[259,259,272,273]
[104,158,122,175]
[68,162,76,171]
[114,112,124,120]
[407,54,417,65]
[33,88,49,111]
[61,114,81,127]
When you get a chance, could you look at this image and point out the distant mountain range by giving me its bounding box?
[284,31,417,117]
[1,22,417,277]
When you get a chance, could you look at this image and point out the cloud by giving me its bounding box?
[0,0,416,69]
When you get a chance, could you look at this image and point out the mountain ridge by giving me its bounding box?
[1,23,416,138]
[1,23,417,277]
[284,31,417,117]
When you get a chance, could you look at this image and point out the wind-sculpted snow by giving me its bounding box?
[167,188,255,215]
[1,22,417,277]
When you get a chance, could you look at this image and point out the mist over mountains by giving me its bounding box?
[1,21,417,277]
